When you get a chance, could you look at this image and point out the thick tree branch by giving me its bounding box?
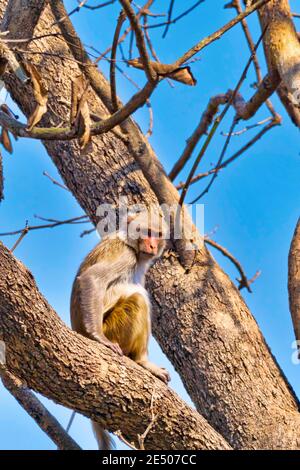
[288,218,300,355]
[254,0,300,125]
[0,366,81,450]
[0,242,231,450]
[0,151,3,202]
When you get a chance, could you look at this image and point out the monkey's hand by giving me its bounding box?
[138,360,171,384]
[91,332,123,356]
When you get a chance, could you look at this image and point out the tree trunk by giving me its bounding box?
[0,0,299,449]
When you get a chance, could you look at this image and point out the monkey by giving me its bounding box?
[70,208,170,449]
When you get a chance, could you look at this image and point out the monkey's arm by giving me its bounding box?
[78,257,134,354]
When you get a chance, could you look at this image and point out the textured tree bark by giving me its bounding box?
[0,151,3,202]
[288,218,300,353]
[0,242,231,451]
[0,0,300,450]
[253,0,300,124]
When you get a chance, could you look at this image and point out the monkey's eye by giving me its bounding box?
[158,231,163,238]
[147,228,152,237]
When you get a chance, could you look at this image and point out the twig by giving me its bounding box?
[114,430,138,450]
[176,117,279,190]
[226,0,276,117]
[80,227,96,238]
[178,26,268,206]
[0,215,89,237]
[119,0,156,82]
[10,223,29,252]
[110,11,126,111]
[169,93,230,181]
[221,116,273,136]
[0,366,81,450]
[78,0,116,10]
[52,0,115,26]
[43,171,69,191]
[137,388,157,449]
[143,14,174,88]
[204,238,259,292]
[66,411,76,433]
[144,1,205,31]
[174,0,271,67]
[93,0,155,63]
[190,116,239,203]
[162,0,175,38]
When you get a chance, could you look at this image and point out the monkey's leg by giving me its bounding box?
[103,293,170,384]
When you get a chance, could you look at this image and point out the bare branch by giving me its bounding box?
[169,93,230,181]
[176,116,280,190]
[204,237,260,292]
[0,215,89,237]
[110,11,126,111]
[225,0,277,117]
[174,0,271,67]
[0,366,81,450]
[189,116,239,203]
[162,0,175,38]
[119,0,156,82]
[43,171,69,191]
[178,27,267,206]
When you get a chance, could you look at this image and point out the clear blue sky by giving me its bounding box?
[0,0,299,449]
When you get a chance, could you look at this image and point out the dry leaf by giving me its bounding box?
[0,103,14,152]
[128,58,197,86]
[71,75,91,150]
[1,127,12,154]
[167,67,197,86]
[24,63,48,131]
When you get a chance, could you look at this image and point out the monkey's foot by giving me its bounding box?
[92,333,123,356]
[139,360,170,384]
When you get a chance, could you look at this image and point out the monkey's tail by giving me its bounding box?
[92,421,115,450]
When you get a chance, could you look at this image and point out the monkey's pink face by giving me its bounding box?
[138,230,165,257]
[125,209,167,258]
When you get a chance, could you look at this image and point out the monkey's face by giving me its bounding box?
[138,229,166,258]
[126,209,166,260]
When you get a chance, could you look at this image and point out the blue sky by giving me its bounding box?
[0,0,299,449]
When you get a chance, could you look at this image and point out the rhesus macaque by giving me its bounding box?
[70,208,170,449]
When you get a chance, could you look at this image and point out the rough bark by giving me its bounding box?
[0,151,3,202]
[255,0,300,124]
[288,218,300,353]
[1,0,300,450]
[0,242,230,451]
